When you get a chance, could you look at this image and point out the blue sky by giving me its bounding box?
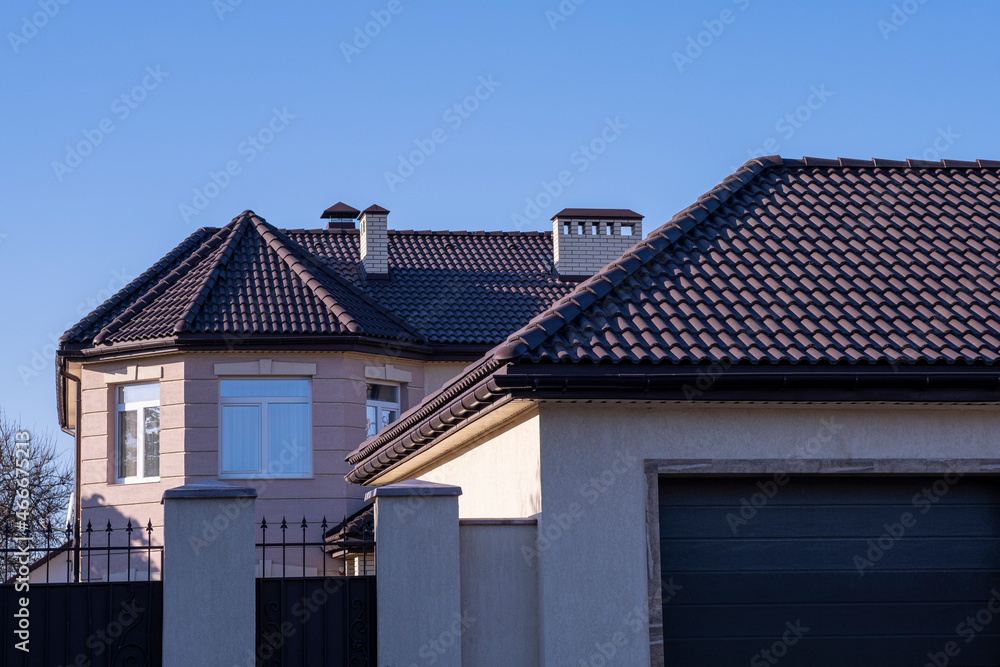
[1,0,997,465]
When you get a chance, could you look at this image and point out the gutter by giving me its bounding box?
[346,361,1000,485]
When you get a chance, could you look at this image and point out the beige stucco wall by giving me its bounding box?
[413,401,1000,666]
[77,350,468,558]
[419,409,541,518]
[459,522,540,666]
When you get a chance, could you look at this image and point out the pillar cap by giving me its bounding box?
[364,480,462,502]
[162,479,258,502]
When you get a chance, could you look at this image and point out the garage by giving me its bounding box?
[659,476,1000,666]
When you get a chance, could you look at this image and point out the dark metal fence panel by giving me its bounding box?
[2,519,163,584]
[256,576,376,667]
[0,582,163,667]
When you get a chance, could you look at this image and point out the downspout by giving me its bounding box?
[59,369,82,582]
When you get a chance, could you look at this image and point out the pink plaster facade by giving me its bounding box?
[76,350,467,574]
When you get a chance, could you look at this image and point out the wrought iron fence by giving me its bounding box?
[1,519,163,584]
[255,513,375,578]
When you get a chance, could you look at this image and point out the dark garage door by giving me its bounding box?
[659,476,1000,666]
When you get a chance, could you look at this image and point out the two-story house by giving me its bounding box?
[55,202,643,577]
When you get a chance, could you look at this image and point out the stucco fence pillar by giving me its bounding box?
[368,480,465,667]
[161,479,258,667]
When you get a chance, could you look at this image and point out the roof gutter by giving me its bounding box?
[346,362,1000,485]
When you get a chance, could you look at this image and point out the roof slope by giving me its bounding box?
[61,211,418,348]
[496,156,1000,366]
[61,212,577,351]
[346,156,1000,484]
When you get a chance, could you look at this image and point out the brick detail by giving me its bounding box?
[552,216,643,278]
[360,211,389,276]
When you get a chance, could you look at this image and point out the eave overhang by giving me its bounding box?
[345,361,1000,485]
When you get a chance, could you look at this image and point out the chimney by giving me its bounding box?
[359,204,390,278]
[551,208,643,280]
[321,202,360,230]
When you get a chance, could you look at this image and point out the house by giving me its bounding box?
[346,156,1000,665]
[54,202,642,576]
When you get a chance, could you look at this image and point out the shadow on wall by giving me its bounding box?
[78,495,162,582]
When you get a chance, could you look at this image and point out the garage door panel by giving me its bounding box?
[661,570,1000,604]
[662,536,1000,571]
[660,504,1000,538]
[659,476,1000,506]
[665,636,1000,667]
[663,601,998,637]
[659,476,1000,665]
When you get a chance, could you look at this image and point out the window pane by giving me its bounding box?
[381,408,399,432]
[144,407,160,478]
[268,403,309,475]
[366,383,399,403]
[221,379,309,398]
[118,410,138,479]
[222,405,260,472]
[366,406,378,438]
[118,383,159,404]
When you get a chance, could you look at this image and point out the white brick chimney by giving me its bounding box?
[359,204,389,278]
[551,208,643,279]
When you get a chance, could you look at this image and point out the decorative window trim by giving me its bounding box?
[364,364,412,383]
[213,359,317,376]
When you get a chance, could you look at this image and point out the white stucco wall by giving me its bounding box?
[414,401,1000,665]
[533,403,1000,666]
[418,409,541,518]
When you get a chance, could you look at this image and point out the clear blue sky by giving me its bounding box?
[2,0,998,466]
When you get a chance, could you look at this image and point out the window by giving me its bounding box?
[219,379,311,478]
[366,383,400,438]
[115,384,160,482]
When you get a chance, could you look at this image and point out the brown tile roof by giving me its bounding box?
[346,156,1000,484]
[498,156,1000,366]
[60,211,576,352]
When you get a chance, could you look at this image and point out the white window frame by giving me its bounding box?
[114,383,160,484]
[366,382,401,439]
[218,377,313,480]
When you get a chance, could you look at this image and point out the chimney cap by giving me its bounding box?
[551,208,643,221]
[321,202,360,219]
[362,204,390,215]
